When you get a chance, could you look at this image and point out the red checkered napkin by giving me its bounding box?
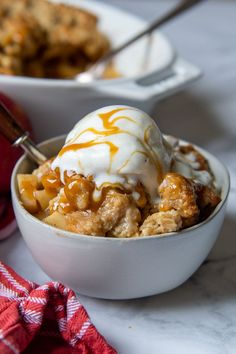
[0,261,116,354]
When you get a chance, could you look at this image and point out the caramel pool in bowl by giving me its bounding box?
[11,135,229,299]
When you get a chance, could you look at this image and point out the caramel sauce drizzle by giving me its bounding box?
[59,140,118,173]
[59,140,119,157]
[118,150,149,172]
[66,108,133,144]
[98,107,136,131]
[58,108,136,172]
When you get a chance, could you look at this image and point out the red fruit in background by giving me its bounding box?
[0,195,17,240]
[0,92,33,194]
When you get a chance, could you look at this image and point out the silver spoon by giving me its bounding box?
[0,102,47,165]
[76,0,204,83]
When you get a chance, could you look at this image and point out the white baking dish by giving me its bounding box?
[0,0,201,141]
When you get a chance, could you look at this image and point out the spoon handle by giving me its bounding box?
[0,102,47,165]
[92,0,203,74]
[0,103,25,144]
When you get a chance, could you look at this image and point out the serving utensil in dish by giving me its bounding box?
[0,0,201,142]
[76,0,203,83]
[11,135,229,300]
[0,102,46,164]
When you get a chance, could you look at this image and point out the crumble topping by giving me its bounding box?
[0,0,111,79]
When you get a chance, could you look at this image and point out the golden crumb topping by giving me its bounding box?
[0,0,111,79]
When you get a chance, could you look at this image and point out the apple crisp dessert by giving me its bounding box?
[0,0,111,79]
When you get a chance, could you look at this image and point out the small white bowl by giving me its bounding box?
[11,136,230,299]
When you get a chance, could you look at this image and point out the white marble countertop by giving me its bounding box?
[1,1,236,353]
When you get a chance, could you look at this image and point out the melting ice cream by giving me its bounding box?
[52,106,173,202]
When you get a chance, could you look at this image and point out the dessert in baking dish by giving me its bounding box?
[0,0,110,79]
[17,106,221,237]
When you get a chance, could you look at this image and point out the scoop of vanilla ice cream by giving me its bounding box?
[52,105,172,201]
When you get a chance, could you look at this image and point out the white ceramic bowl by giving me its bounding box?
[11,136,230,300]
[0,0,200,142]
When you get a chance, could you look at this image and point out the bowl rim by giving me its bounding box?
[11,135,230,243]
[0,0,175,87]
